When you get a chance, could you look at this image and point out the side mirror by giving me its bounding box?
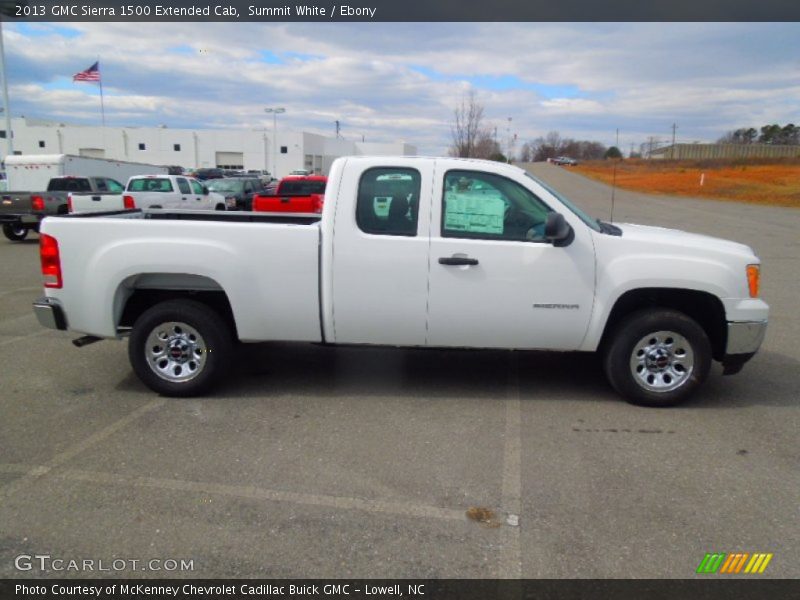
[202,186,209,195]
[545,212,573,247]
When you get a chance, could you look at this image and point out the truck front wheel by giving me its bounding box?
[3,224,29,241]
[603,309,711,407]
[129,299,233,397]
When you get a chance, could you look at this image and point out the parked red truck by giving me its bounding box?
[252,175,327,213]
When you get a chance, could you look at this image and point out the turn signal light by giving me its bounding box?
[123,195,136,209]
[40,233,62,289]
[31,195,45,212]
[746,264,760,298]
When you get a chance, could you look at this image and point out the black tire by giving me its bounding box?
[128,299,233,397]
[2,223,28,241]
[603,309,711,407]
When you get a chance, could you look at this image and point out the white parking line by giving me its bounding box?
[0,286,41,298]
[0,399,165,499]
[0,329,49,348]
[498,352,523,579]
[52,468,468,523]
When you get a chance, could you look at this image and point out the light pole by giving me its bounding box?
[264,107,285,176]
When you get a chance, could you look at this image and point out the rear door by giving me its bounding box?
[176,177,193,208]
[330,160,434,346]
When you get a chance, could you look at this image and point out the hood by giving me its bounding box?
[615,223,755,259]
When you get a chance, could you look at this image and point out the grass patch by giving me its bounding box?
[572,158,800,207]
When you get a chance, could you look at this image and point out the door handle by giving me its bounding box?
[439,256,479,266]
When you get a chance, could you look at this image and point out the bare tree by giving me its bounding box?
[449,91,490,158]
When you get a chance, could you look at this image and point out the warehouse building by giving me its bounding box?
[1,117,416,177]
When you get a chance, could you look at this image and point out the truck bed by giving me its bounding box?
[63,208,322,225]
[40,209,324,343]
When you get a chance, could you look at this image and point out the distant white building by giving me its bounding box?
[1,117,416,177]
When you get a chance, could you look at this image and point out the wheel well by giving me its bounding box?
[600,288,727,360]
[119,289,237,337]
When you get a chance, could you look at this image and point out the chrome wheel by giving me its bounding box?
[145,321,206,383]
[629,330,694,393]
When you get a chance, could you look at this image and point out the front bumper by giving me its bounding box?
[33,296,67,331]
[722,320,767,375]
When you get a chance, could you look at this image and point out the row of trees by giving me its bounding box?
[449,93,616,162]
[517,132,612,162]
[718,124,799,146]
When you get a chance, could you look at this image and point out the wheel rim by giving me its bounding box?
[144,321,206,383]
[629,330,694,393]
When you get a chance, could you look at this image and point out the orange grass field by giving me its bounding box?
[572,158,800,207]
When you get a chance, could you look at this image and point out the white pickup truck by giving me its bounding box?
[32,156,768,407]
[67,174,227,213]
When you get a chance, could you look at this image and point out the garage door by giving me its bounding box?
[216,152,244,170]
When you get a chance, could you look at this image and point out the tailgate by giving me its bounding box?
[253,193,322,213]
[69,192,125,213]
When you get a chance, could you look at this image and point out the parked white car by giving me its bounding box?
[125,175,226,210]
[33,156,767,406]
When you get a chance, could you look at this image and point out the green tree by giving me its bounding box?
[604,146,623,159]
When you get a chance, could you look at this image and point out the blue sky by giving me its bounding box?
[3,22,799,155]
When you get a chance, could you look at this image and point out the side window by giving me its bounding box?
[190,179,204,194]
[356,167,421,237]
[94,178,108,192]
[442,170,552,242]
[177,178,191,194]
[106,179,124,193]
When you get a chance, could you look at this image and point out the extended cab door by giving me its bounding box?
[329,159,434,346]
[426,162,596,350]
[176,177,194,208]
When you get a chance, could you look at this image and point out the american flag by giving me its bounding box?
[73,62,100,82]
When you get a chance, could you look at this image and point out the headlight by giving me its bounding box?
[746,264,760,298]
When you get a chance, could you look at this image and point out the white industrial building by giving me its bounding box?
[1,117,416,177]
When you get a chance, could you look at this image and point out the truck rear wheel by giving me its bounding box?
[129,299,233,397]
[3,224,28,241]
[603,309,711,407]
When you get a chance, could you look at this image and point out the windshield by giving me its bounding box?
[207,179,243,193]
[523,172,601,232]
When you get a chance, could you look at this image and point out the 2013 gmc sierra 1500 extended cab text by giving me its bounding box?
[32,156,768,406]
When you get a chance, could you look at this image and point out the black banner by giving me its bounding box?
[2,0,800,22]
[2,579,799,600]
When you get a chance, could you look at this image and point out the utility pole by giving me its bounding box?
[335,120,340,139]
[671,123,677,159]
[506,117,512,163]
[0,22,14,158]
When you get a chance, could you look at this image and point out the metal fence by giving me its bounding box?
[650,144,800,160]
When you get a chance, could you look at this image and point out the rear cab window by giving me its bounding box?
[47,178,91,192]
[127,178,174,192]
[356,167,421,237]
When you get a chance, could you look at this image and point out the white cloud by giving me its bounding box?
[4,22,800,154]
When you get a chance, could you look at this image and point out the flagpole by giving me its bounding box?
[97,58,105,127]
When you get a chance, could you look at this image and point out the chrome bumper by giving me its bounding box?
[32,297,67,331]
[726,320,767,355]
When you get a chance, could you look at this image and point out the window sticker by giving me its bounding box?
[444,191,506,234]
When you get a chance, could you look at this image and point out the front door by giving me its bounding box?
[426,165,595,350]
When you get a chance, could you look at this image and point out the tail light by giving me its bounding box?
[31,195,45,212]
[67,195,73,213]
[312,193,324,214]
[40,234,62,288]
[123,195,136,209]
